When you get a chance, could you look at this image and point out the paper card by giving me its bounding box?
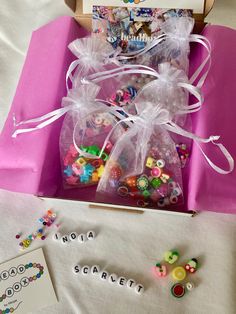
[83,0,205,14]
[0,248,57,314]
[92,6,192,53]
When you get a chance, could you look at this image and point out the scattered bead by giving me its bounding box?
[171,266,186,282]
[171,283,186,298]
[152,263,167,278]
[135,284,144,295]
[52,233,61,241]
[186,282,194,291]
[87,230,96,240]
[164,250,179,264]
[15,234,21,239]
[185,258,198,274]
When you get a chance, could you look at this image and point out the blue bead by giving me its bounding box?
[80,174,90,183]
[5,308,10,313]
[38,228,43,233]
[36,273,41,278]
[64,166,73,177]
[38,218,44,223]
[83,164,95,176]
[29,263,33,267]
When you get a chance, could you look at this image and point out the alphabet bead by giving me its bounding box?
[69,232,78,241]
[81,266,90,275]
[91,265,100,275]
[117,277,127,287]
[78,234,87,243]
[73,265,81,275]
[61,235,70,245]
[100,271,109,281]
[127,279,136,289]
[135,284,144,295]
[87,230,95,240]
[108,273,118,284]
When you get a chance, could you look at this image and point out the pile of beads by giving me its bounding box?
[152,250,198,299]
[52,230,96,245]
[18,209,56,250]
[115,154,182,208]
[176,143,190,168]
[63,144,111,187]
[72,264,144,295]
[108,85,138,115]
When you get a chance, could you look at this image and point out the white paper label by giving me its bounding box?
[83,0,205,14]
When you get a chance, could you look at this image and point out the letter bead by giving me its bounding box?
[108,273,118,284]
[135,284,144,295]
[127,279,136,289]
[100,271,109,281]
[78,234,87,243]
[81,266,90,275]
[87,230,96,240]
[91,265,100,275]
[73,264,81,275]
[69,232,78,241]
[117,277,127,287]
[61,235,70,245]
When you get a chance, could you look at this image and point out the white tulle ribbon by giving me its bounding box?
[119,32,211,89]
[82,63,203,114]
[87,104,234,175]
[66,36,122,92]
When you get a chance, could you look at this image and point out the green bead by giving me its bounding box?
[151,178,162,189]
[142,190,151,198]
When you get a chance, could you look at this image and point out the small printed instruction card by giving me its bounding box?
[0,248,57,314]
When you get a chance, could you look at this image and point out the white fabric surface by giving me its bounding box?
[0,1,236,314]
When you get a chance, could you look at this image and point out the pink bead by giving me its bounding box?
[157,185,168,197]
[66,176,78,185]
[151,167,162,178]
[72,164,83,175]
[152,265,167,278]
[68,145,78,158]
[105,141,113,154]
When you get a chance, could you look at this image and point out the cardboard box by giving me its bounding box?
[0,0,235,216]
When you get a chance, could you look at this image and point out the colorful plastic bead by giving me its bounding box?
[142,190,151,199]
[110,165,122,180]
[83,164,95,176]
[15,234,21,239]
[186,282,194,291]
[156,159,165,168]
[80,174,90,183]
[91,172,99,182]
[146,157,156,169]
[171,283,186,298]
[160,173,170,183]
[185,258,198,274]
[66,176,78,185]
[97,165,105,178]
[150,178,162,189]
[64,166,73,177]
[169,195,178,204]
[72,164,83,176]
[151,167,162,178]
[137,176,149,191]
[105,141,113,154]
[164,250,179,265]
[172,266,186,282]
[125,176,137,189]
[152,263,167,278]
[75,157,87,167]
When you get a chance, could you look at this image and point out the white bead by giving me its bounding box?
[91,265,100,275]
[78,234,87,243]
[73,264,81,275]
[69,232,78,241]
[135,284,144,295]
[117,277,127,287]
[100,271,109,281]
[60,235,70,245]
[186,282,194,291]
[86,230,96,240]
[52,233,61,241]
[108,273,118,284]
[127,279,136,289]
[81,266,90,275]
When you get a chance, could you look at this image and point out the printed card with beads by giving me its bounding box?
[0,248,57,314]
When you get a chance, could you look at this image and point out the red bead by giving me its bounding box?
[15,234,21,239]
[110,166,122,180]
[41,236,46,240]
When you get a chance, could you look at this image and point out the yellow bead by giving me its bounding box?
[76,157,86,167]
[97,165,105,178]
[172,267,186,282]
[146,157,156,169]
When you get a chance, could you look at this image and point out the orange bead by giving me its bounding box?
[125,176,137,188]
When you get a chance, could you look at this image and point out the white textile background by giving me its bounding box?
[0,1,236,314]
